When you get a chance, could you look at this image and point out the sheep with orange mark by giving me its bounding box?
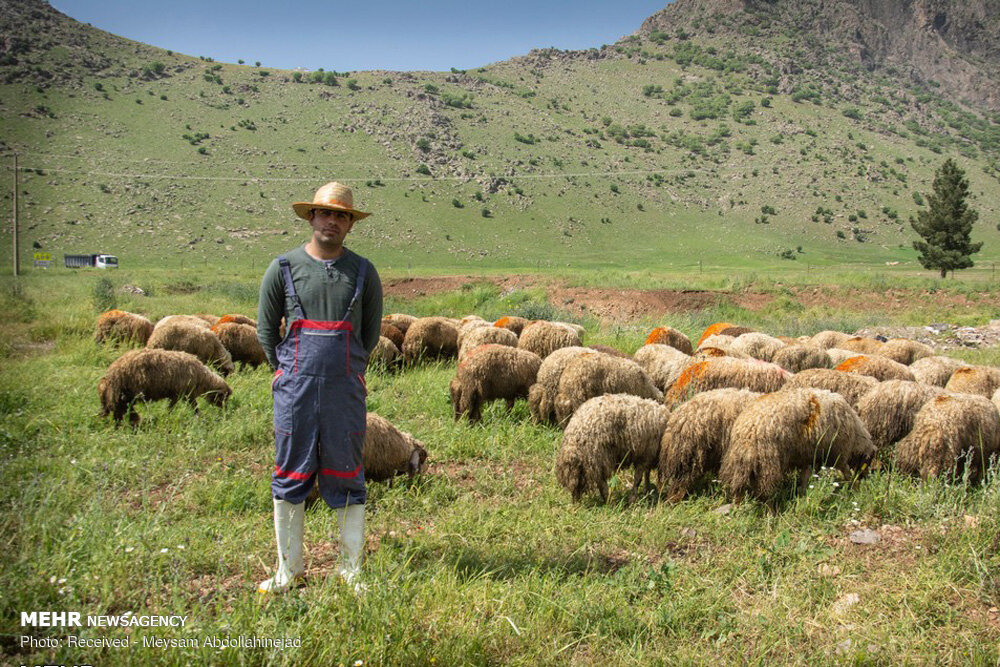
[663,357,789,408]
[695,334,747,357]
[810,330,852,350]
[856,380,948,453]
[717,326,755,338]
[633,344,692,393]
[876,338,934,366]
[518,320,582,360]
[458,325,518,361]
[98,348,231,426]
[895,394,1000,481]
[527,346,591,424]
[825,348,864,368]
[211,321,267,369]
[834,354,916,382]
[401,316,459,364]
[772,344,830,373]
[693,346,744,360]
[696,322,737,347]
[553,352,662,425]
[944,365,1000,398]
[729,332,787,363]
[643,326,692,355]
[364,413,428,482]
[840,336,884,355]
[555,394,670,503]
[449,344,542,422]
[719,389,875,502]
[216,314,257,327]
[910,355,968,387]
[781,368,878,408]
[94,309,154,346]
[658,388,760,501]
[494,316,529,337]
[147,318,234,376]
[383,313,416,335]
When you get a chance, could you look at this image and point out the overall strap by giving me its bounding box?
[342,258,369,321]
[278,256,306,320]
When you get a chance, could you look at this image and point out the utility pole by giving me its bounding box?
[12,153,18,277]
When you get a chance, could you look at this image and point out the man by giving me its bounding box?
[256,181,383,594]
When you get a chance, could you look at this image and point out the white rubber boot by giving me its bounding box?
[335,503,366,593]
[257,498,305,594]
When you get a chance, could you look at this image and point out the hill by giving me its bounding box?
[1,0,999,273]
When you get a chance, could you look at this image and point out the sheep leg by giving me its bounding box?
[598,479,610,504]
[505,398,515,412]
[797,467,812,494]
[629,468,643,503]
[468,393,482,423]
[187,396,200,414]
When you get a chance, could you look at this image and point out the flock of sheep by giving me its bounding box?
[94,308,1000,505]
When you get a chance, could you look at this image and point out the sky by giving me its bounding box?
[50,0,672,73]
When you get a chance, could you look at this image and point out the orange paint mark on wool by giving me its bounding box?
[697,347,728,358]
[494,317,512,328]
[697,322,736,347]
[803,395,821,434]
[645,327,671,346]
[666,361,710,403]
[834,355,868,372]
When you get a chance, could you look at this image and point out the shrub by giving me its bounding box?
[842,107,862,120]
[347,79,360,90]
[415,164,431,176]
[452,199,464,208]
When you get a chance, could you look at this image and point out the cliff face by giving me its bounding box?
[639,0,1000,111]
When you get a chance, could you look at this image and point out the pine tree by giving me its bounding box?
[910,158,981,278]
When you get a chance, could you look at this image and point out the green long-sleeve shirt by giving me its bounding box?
[257,245,383,369]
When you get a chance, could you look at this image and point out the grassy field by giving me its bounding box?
[2,267,1000,665]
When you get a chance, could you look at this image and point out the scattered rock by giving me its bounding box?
[713,503,733,516]
[849,529,880,545]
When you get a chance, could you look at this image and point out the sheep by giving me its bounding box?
[994,388,1000,415]
[527,346,592,424]
[697,322,737,347]
[147,318,234,376]
[664,357,790,408]
[840,336,884,355]
[364,413,428,482]
[910,355,968,387]
[693,346,747,360]
[192,313,219,327]
[401,317,459,364]
[94,309,154,346]
[720,388,876,502]
[717,326,755,338]
[643,326,693,355]
[772,344,830,373]
[944,365,1000,398]
[895,394,1000,481]
[383,313,416,334]
[380,322,405,350]
[587,344,632,360]
[729,332,787,363]
[658,388,761,501]
[825,348,864,368]
[98,348,231,425]
[369,335,402,371]
[810,330,852,350]
[856,380,948,453]
[457,318,492,341]
[633,344,692,392]
[695,334,739,355]
[458,325,519,361]
[216,314,257,327]
[450,345,542,422]
[553,352,663,425]
[154,314,211,331]
[518,320,582,360]
[781,368,878,408]
[555,394,670,503]
[834,354,916,382]
[494,316,529,337]
[876,338,934,366]
[211,321,267,368]
[554,321,586,338]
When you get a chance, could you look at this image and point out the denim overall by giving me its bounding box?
[271,256,370,508]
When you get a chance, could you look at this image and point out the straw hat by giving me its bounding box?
[292,181,371,221]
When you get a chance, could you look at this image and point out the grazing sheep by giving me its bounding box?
[856,380,948,453]
[772,344,830,373]
[364,413,428,482]
[697,322,737,347]
[458,325,519,361]
[633,344,692,393]
[644,326,693,355]
[944,365,1000,398]
[554,353,662,425]
[810,330,852,350]
[826,348,864,368]
[695,334,739,355]
[730,332,787,362]
[216,314,257,327]
[211,321,267,368]
[782,368,878,408]
[401,317,459,363]
[527,346,592,424]
[94,309,154,346]
[147,319,234,375]
[457,317,492,344]
[154,314,211,331]
[192,313,219,327]
[664,357,790,407]
[840,336,884,355]
[383,313,416,334]
[693,346,746,360]
[895,394,1000,481]
[720,389,875,502]
[658,388,761,501]
[718,326,755,338]
[993,388,1000,415]
[555,321,586,338]
[834,354,916,382]
[876,338,934,366]
[380,322,405,350]
[369,336,402,371]
[460,314,487,327]
[910,355,968,387]
[518,320,582,360]
[555,394,670,502]
[494,316,529,337]
[450,345,542,422]
[587,344,632,360]
[98,348,231,425]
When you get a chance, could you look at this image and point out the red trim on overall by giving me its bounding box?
[274,465,312,480]
[319,464,362,478]
[272,368,283,388]
[291,320,354,332]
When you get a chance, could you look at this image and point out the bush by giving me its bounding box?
[92,278,116,313]
[415,164,431,176]
[452,199,464,208]
[842,107,862,120]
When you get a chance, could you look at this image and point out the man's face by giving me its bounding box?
[308,208,355,246]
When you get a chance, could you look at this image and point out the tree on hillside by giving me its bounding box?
[910,158,981,278]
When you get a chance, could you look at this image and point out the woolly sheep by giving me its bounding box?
[147,319,234,376]
[910,355,968,387]
[856,380,948,453]
[449,344,542,422]
[553,352,662,425]
[729,332,787,362]
[693,346,747,361]
[643,326,693,355]
[720,388,875,502]
[696,333,737,353]
[211,321,267,368]
[554,321,586,338]
[527,346,592,424]
[696,322,737,347]
[458,325,519,361]
[825,348,864,367]
[154,314,211,331]
[369,335,402,370]
[380,322,405,350]
[717,326,755,338]
[876,338,934,366]
[216,314,257,327]
[658,388,761,501]
[834,354,916,382]
[401,316,459,363]
[944,365,1000,398]
[633,344,692,393]
[664,357,789,407]
[98,348,231,425]
[555,394,670,502]
[587,344,632,360]
[518,320,582,359]
[782,368,878,408]
[94,309,154,346]
[772,344,830,373]
[364,413,428,482]
[494,316,529,337]
[457,317,492,344]
[383,313,416,334]
[192,313,219,327]
[810,330,852,350]
[840,336,884,355]
[895,394,1000,481]
[994,388,1000,415]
